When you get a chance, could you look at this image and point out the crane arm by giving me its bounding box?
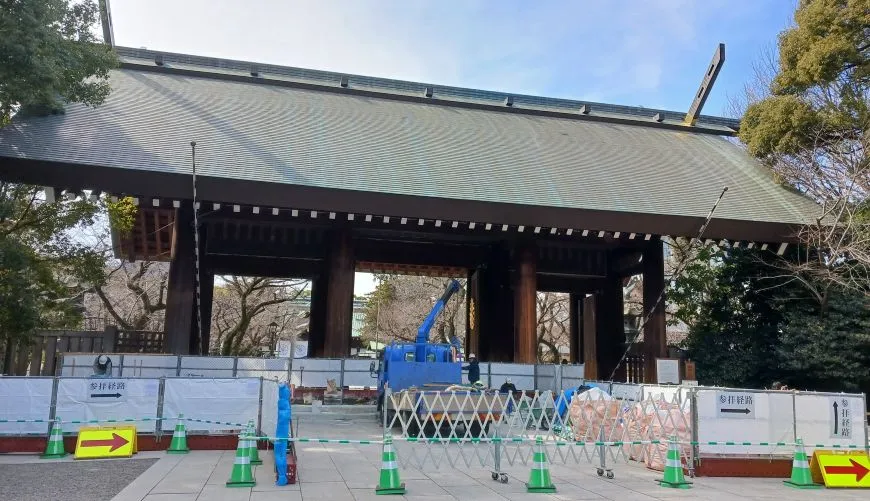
[416,279,461,344]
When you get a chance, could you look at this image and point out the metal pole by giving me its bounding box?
[257,377,264,435]
[690,387,699,476]
[791,390,797,446]
[156,378,166,440]
[48,376,60,436]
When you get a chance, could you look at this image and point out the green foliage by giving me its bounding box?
[106,196,137,236]
[740,95,821,157]
[0,0,118,125]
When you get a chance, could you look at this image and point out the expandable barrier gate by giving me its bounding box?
[383,386,868,479]
[384,388,695,478]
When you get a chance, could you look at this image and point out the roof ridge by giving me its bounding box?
[116,46,741,131]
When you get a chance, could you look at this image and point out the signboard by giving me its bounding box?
[276,340,293,358]
[85,379,128,403]
[683,361,696,381]
[831,397,853,439]
[655,358,680,384]
[716,391,755,419]
[811,450,865,484]
[293,341,309,359]
[74,427,135,459]
[816,451,870,488]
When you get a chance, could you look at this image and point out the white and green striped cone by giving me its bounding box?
[375,437,405,495]
[526,436,556,493]
[246,421,263,465]
[783,439,822,489]
[40,418,67,459]
[657,436,692,489]
[166,414,189,454]
[226,433,256,487]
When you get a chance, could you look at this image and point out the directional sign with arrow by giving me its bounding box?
[85,379,127,403]
[716,391,755,419]
[817,453,870,488]
[74,428,135,459]
[830,397,852,439]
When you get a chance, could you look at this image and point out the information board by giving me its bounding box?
[716,391,756,419]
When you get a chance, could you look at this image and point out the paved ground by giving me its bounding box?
[0,457,158,501]
[1,417,868,500]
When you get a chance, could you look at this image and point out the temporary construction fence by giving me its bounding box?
[382,384,868,478]
[0,376,276,437]
[60,353,586,394]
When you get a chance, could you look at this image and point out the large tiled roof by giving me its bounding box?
[0,47,818,233]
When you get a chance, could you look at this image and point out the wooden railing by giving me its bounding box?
[2,327,166,376]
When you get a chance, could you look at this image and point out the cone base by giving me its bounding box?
[226,481,256,488]
[658,480,692,489]
[166,449,190,454]
[39,452,67,459]
[783,480,822,489]
[375,483,406,495]
[525,484,556,493]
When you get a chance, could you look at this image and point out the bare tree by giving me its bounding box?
[361,275,466,346]
[536,292,569,362]
[210,276,309,355]
[86,261,168,331]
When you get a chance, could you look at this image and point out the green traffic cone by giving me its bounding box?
[657,436,692,489]
[246,421,263,465]
[226,433,256,488]
[783,438,822,489]
[167,414,189,454]
[526,436,557,493]
[375,437,405,495]
[40,418,67,459]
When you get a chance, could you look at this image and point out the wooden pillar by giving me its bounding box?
[582,295,597,379]
[165,206,195,355]
[477,245,513,362]
[513,243,537,363]
[569,292,582,363]
[308,269,328,357]
[643,239,667,383]
[595,276,625,381]
[324,230,354,358]
[196,268,214,355]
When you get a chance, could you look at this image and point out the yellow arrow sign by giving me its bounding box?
[74,428,135,459]
[817,452,870,488]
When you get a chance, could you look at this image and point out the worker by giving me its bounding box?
[499,378,517,393]
[463,353,480,385]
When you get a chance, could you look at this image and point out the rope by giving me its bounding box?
[608,186,729,381]
[190,141,204,354]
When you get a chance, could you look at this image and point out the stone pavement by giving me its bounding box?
[1,417,868,500]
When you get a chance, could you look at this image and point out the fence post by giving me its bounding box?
[257,377,264,435]
[102,326,118,353]
[156,378,166,439]
[175,356,182,377]
[533,364,538,390]
[689,387,699,473]
[487,363,492,388]
[791,390,798,445]
[118,354,125,377]
[339,359,345,405]
[48,376,60,436]
[232,357,239,378]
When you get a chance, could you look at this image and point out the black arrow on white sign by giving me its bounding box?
[90,393,123,399]
[833,401,839,435]
[720,408,751,415]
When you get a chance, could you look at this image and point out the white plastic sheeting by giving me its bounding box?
[179,356,235,377]
[121,355,179,378]
[55,378,161,433]
[0,377,54,435]
[236,358,290,382]
[342,359,377,388]
[60,354,121,377]
[794,392,866,454]
[642,385,688,403]
[291,359,341,388]
[610,383,643,401]
[260,379,280,436]
[488,363,534,390]
[162,378,259,432]
[696,388,795,456]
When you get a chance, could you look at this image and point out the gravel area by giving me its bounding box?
[0,458,158,501]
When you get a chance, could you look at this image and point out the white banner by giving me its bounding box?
[162,378,259,432]
[696,388,794,456]
[794,393,866,454]
[55,378,161,433]
[0,377,54,435]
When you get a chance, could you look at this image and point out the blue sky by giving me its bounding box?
[110,0,797,117]
[108,1,798,293]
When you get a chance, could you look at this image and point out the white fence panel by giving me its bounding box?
[794,393,866,454]
[0,377,54,435]
[236,358,289,381]
[696,388,795,456]
[642,385,685,403]
[121,355,178,378]
[260,379,280,436]
[536,365,556,392]
[60,354,121,377]
[162,378,259,432]
[562,364,585,390]
[180,356,234,378]
[489,363,534,390]
[56,378,160,433]
[291,359,342,387]
[342,359,377,388]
